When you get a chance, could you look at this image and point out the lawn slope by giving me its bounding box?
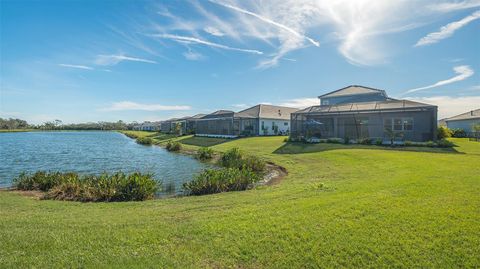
[1,136,479,268]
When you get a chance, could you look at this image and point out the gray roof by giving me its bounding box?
[235,104,297,120]
[294,99,436,114]
[318,85,387,99]
[189,113,206,119]
[445,109,480,121]
[200,110,235,119]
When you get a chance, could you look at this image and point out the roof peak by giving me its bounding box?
[318,85,387,99]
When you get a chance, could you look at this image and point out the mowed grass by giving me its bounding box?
[1,136,479,268]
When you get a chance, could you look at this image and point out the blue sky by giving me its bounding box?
[1,0,479,123]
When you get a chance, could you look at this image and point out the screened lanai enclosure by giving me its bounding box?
[291,100,438,142]
[195,110,259,137]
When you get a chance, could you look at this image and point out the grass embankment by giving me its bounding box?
[1,135,479,268]
[0,129,36,133]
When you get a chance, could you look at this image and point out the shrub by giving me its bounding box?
[426,141,435,147]
[375,139,383,146]
[218,148,266,174]
[183,168,261,195]
[136,137,153,145]
[344,137,350,144]
[359,138,372,145]
[437,138,454,148]
[451,128,466,138]
[405,141,414,147]
[196,147,214,161]
[327,138,342,144]
[165,140,181,151]
[219,147,243,168]
[437,126,452,139]
[14,171,159,202]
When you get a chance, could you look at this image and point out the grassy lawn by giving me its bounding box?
[1,136,479,268]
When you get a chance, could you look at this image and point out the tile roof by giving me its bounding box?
[235,104,297,120]
[445,109,480,121]
[294,99,436,114]
[318,85,387,98]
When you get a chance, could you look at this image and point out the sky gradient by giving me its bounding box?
[1,0,479,124]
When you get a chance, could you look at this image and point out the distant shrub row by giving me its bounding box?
[287,136,455,148]
[14,171,159,202]
[183,147,266,195]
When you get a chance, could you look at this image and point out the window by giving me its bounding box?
[393,118,403,131]
[384,118,414,131]
[272,122,275,130]
[284,122,288,126]
[322,100,329,105]
[261,121,265,130]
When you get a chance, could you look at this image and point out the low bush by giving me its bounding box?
[437,138,455,148]
[196,147,214,161]
[14,171,159,202]
[219,148,266,174]
[136,137,153,145]
[327,138,342,144]
[375,139,383,146]
[437,126,452,139]
[359,138,372,145]
[219,147,243,168]
[183,168,261,195]
[165,140,181,151]
[451,128,466,138]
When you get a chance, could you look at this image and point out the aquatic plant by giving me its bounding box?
[14,171,159,202]
[183,168,261,195]
[196,147,214,161]
[165,140,182,151]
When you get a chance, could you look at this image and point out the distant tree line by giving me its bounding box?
[0,118,136,131]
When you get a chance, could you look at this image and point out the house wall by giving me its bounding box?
[259,118,290,135]
[291,108,437,142]
[446,119,480,132]
[321,93,387,105]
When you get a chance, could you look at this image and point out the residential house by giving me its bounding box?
[195,104,297,138]
[290,85,438,142]
[132,121,161,131]
[445,109,480,134]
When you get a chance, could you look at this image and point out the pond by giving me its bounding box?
[0,131,208,194]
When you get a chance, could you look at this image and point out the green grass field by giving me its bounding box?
[1,134,479,268]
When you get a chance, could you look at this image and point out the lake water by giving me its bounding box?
[0,131,208,193]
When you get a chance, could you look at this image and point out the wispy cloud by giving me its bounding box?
[204,26,225,36]
[404,65,474,94]
[183,50,205,61]
[101,101,191,111]
[58,63,94,70]
[151,34,263,55]
[95,54,157,66]
[429,0,480,12]
[415,10,480,47]
[278,97,319,108]
[406,95,480,119]
[209,0,320,47]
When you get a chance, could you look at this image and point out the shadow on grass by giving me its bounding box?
[273,141,461,155]
[178,136,233,147]
[149,133,177,141]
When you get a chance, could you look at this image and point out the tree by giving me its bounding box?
[384,128,404,146]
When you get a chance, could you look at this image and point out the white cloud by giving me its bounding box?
[406,95,480,119]
[95,54,157,66]
[415,10,480,47]
[101,101,191,111]
[183,50,204,61]
[278,97,319,108]
[151,34,263,54]
[209,0,319,47]
[204,26,225,36]
[58,64,94,70]
[429,0,480,12]
[404,65,474,94]
[140,1,479,67]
